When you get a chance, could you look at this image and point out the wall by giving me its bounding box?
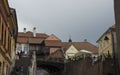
[63,59,115,75]
[98,31,113,56]
[65,45,78,59]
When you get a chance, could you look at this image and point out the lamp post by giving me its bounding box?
[114,0,120,75]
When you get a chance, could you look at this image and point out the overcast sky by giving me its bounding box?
[8,0,115,45]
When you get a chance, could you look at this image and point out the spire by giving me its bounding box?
[68,34,72,42]
[84,39,87,42]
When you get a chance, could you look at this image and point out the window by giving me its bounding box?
[104,36,109,41]
[24,46,28,51]
[8,35,11,57]
[29,45,35,51]
[2,22,6,47]
[4,27,6,47]
[36,46,41,51]
[1,22,4,45]
[104,36,110,44]
[5,28,8,50]
[2,23,4,44]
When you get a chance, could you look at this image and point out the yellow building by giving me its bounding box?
[97,25,116,57]
[0,0,18,75]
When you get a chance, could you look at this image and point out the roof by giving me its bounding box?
[96,25,116,42]
[44,34,62,47]
[45,34,61,41]
[50,48,59,54]
[62,42,98,54]
[49,49,64,59]
[10,8,18,30]
[45,40,62,47]
[18,31,33,37]
[18,31,49,39]
[17,32,49,44]
[36,33,49,39]
[29,38,43,44]
[17,37,28,43]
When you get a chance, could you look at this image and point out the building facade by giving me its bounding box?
[16,28,49,75]
[97,25,116,75]
[16,27,49,54]
[62,40,98,60]
[0,0,18,75]
[97,25,116,57]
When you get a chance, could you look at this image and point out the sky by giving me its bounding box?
[8,0,115,45]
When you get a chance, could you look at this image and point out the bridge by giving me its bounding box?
[36,58,65,74]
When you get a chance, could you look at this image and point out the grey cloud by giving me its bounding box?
[9,0,115,45]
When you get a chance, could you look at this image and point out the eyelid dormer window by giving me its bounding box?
[104,36,109,41]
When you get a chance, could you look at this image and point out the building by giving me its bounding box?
[96,25,116,75]
[36,34,63,61]
[16,28,49,75]
[49,49,64,61]
[44,34,62,55]
[16,27,49,54]
[97,25,116,58]
[0,0,18,75]
[37,35,98,62]
[62,39,98,60]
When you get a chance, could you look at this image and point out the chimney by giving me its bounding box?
[23,28,26,33]
[33,27,36,37]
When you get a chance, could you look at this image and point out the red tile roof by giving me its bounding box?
[18,31,49,38]
[17,31,49,44]
[18,31,33,37]
[62,42,98,54]
[50,48,59,54]
[45,40,62,47]
[29,38,43,44]
[36,33,49,39]
[49,49,64,59]
[45,34,61,41]
[17,37,29,43]
[44,34,62,47]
